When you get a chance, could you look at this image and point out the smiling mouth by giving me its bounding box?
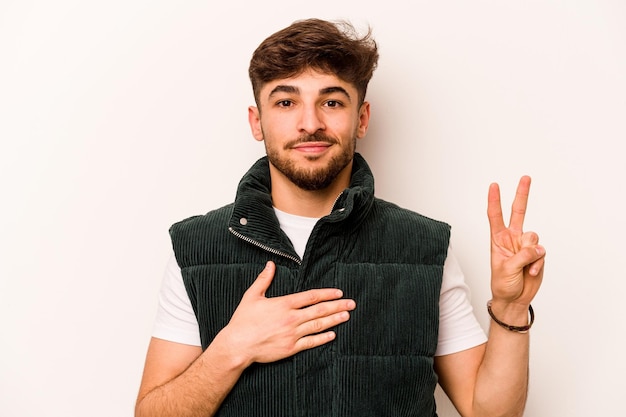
[292,142,333,153]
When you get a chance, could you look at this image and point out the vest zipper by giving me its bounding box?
[330,191,344,214]
[228,227,302,265]
[228,191,343,266]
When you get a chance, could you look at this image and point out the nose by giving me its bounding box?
[297,105,325,134]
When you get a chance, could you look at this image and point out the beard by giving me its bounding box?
[265,131,357,191]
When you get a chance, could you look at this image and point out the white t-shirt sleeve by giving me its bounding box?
[435,248,488,356]
[152,247,488,354]
[151,253,202,346]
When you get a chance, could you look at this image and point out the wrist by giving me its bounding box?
[487,300,534,333]
[211,328,254,371]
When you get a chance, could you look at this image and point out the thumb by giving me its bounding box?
[248,261,276,297]
[511,245,546,272]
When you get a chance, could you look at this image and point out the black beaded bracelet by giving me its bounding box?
[487,300,534,333]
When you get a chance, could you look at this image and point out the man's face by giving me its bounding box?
[248,70,370,191]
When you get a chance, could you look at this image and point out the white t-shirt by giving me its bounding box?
[153,209,487,356]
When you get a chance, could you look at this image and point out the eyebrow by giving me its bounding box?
[320,86,352,102]
[269,85,299,96]
[268,85,352,102]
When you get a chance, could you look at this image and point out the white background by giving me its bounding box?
[1,1,625,416]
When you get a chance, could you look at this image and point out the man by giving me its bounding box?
[135,18,545,417]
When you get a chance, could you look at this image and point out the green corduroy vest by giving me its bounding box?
[170,154,451,417]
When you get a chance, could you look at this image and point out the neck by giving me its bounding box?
[269,163,352,218]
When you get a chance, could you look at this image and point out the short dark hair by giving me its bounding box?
[249,18,379,107]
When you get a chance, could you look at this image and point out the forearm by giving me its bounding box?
[135,335,248,417]
[473,302,531,417]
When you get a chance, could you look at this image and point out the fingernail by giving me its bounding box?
[536,245,545,256]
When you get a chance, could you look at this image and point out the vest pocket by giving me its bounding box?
[333,355,438,417]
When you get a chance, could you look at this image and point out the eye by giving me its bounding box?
[276,100,293,108]
[324,100,343,108]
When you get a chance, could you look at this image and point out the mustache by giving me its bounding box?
[285,132,339,148]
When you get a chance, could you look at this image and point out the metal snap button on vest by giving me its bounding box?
[239,218,248,225]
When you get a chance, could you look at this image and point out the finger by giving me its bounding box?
[285,287,346,309]
[509,176,531,232]
[528,257,545,277]
[294,331,337,352]
[298,298,356,323]
[521,231,539,247]
[487,182,506,236]
[297,309,352,339]
[248,261,276,297]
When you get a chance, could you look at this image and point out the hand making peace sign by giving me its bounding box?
[487,176,546,307]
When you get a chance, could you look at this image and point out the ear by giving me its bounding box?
[356,101,371,139]
[248,106,264,141]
